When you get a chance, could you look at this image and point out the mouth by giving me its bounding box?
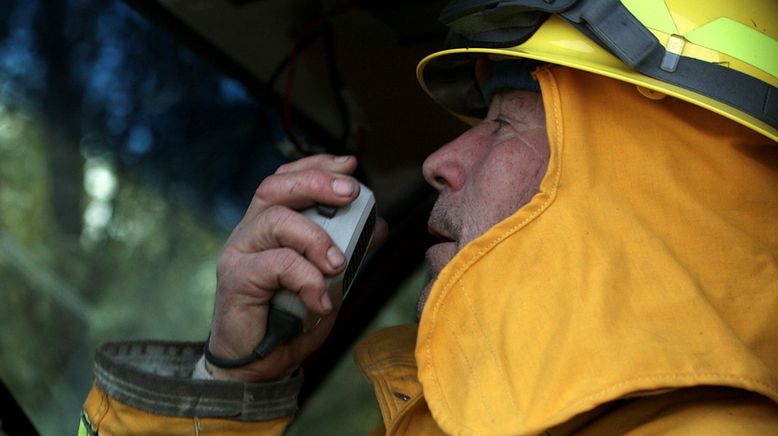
[427,224,455,244]
[425,224,458,274]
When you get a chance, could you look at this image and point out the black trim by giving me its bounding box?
[0,378,39,435]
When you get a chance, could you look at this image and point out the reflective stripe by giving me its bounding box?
[622,0,677,34]
[438,0,778,130]
[624,0,778,78]
[560,0,778,129]
[78,411,97,436]
[686,18,778,78]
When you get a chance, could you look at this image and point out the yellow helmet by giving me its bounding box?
[417,0,778,141]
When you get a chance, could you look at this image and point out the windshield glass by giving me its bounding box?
[0,1,287,433]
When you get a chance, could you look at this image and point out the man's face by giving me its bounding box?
[419,89,550,314]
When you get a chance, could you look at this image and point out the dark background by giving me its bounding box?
[0,0,461,433]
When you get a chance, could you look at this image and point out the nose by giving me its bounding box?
[422,132,469,192]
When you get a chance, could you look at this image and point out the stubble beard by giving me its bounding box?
[417,197,462,319]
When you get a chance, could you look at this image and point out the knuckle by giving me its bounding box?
[276,248,304,275]
[253,178,275,202]
[253,170,335,204]
[216,250,237,277]
[216,258,228,278]
[274,248,323,293]
[286,176,308,195]
[275,162,293,174]
[309,226,330,251]
[260,205,294,233]
[269,176,305,198]
[309,170,331,190]
[215,252,241,295]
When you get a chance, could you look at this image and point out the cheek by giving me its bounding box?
[468,139,548,230]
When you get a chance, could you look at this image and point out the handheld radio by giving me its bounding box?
[256,183,376,357]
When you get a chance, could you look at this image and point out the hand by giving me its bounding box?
[206,154,369,382]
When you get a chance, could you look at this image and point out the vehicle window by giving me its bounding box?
[0,2,426,434]
[0,1,286,433]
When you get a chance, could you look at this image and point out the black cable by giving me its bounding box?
[204,308,302,368]
[254,308,303,357]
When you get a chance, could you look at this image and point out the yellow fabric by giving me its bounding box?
[82,383,291,435]
[416,65,778,435]
[84,65,778,434]
[355,327,778,435]
[355,325,445,435]
[565,386,778,435]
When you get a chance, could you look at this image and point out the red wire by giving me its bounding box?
[281,1,359,155]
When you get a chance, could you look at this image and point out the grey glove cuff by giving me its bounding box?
[94,340,303,421]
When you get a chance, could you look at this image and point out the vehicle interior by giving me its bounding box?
[0,0,467,433]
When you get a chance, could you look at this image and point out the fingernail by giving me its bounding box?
[320,293,333,313]
[327,245,345,268]
[335,155,352,162]
[332,178,355,196]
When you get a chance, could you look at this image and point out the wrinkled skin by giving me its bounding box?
[206,155,373,381]
[206,90,549,381]
[420,90,549,315]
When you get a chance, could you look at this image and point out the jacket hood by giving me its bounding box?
[416,65,778,435]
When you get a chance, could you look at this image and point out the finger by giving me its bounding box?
[241,170,361,226]
[236,248,332,315]
[275,154,357,175]
[208,247,329,372]
[231,205,346,275]
[209,250,340,382]
[218,247,324,314]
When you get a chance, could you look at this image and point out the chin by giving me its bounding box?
[426,241,457,272]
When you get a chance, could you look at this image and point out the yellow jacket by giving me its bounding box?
[82,66,778,435]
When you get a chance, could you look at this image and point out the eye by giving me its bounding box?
[491,117,509,134]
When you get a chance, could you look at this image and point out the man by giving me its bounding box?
[81,1,778,434]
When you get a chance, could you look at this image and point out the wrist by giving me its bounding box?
[195,351,297,382]
[203,334,298,382]
[205,358,263,382]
